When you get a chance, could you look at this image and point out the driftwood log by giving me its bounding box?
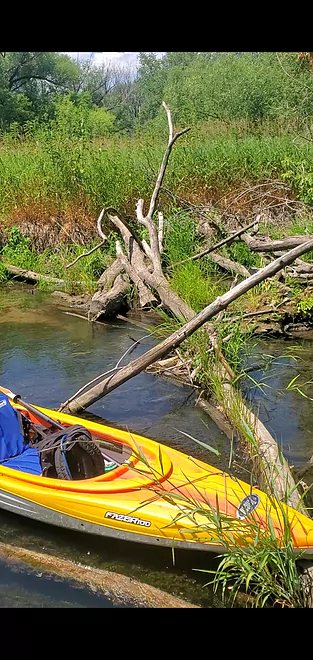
[1,263,67,286]
[177,209,313,284]
[208,252,251,278]
[241,233,313,252]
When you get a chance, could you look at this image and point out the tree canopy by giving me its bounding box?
[0,52,313,135]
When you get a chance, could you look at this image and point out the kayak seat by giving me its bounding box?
[0,445,42,476]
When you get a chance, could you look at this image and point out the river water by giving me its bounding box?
[1,283,313,607]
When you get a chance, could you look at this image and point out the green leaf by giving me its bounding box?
[267,515,277,542]
[174,428,220,455]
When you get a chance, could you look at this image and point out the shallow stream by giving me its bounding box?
[1,283,313,607]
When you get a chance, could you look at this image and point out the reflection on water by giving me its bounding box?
[241,339,313,469]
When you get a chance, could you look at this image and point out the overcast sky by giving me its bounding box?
[61,52,165,69]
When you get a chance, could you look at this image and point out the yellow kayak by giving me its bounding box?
[1,386,313,555]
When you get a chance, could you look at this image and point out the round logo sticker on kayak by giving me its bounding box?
[236,494,260,520]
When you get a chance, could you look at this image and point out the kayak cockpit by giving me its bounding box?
[0,392,131,480]
[0,392,174,493]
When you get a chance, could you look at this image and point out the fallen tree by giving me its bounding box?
[60,240,313,414]
[241,233,313,252]
[1,262,67,286]
[60,104,313,516]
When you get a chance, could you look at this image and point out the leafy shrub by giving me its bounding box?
[282,157,313,205]
[1,226,35,268]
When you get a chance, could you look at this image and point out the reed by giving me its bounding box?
[129,417,309,608]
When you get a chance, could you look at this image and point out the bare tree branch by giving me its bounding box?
[66,209,107,269]
[158,212,164,254]
[169,217,260,268]
[147,102,190,221]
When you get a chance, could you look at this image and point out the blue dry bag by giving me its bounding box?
[0,393,26,461]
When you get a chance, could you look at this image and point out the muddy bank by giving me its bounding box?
[50,289,313,339]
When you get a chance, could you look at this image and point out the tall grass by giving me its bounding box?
[199,514,307,608]
[1,122,313,223]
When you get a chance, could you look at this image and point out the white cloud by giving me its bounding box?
[93,52,136,66]
[60,52,165,69]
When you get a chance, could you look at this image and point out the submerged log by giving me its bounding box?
[0,542,197,608]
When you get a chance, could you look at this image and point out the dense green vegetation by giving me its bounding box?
[0,52,313,220]
[1,52,313,132]
[0,52,313,218]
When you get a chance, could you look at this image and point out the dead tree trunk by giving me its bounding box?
[89,259,131,319]
[241,233,313,252]
[63,103,192,323]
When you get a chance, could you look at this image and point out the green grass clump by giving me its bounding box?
[203,521,306,608]
[0,225,111,294]
[227,242,262,269]
[169,262,227,313]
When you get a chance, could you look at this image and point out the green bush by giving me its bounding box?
[282,157,313,205]
[1,226,35,268]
